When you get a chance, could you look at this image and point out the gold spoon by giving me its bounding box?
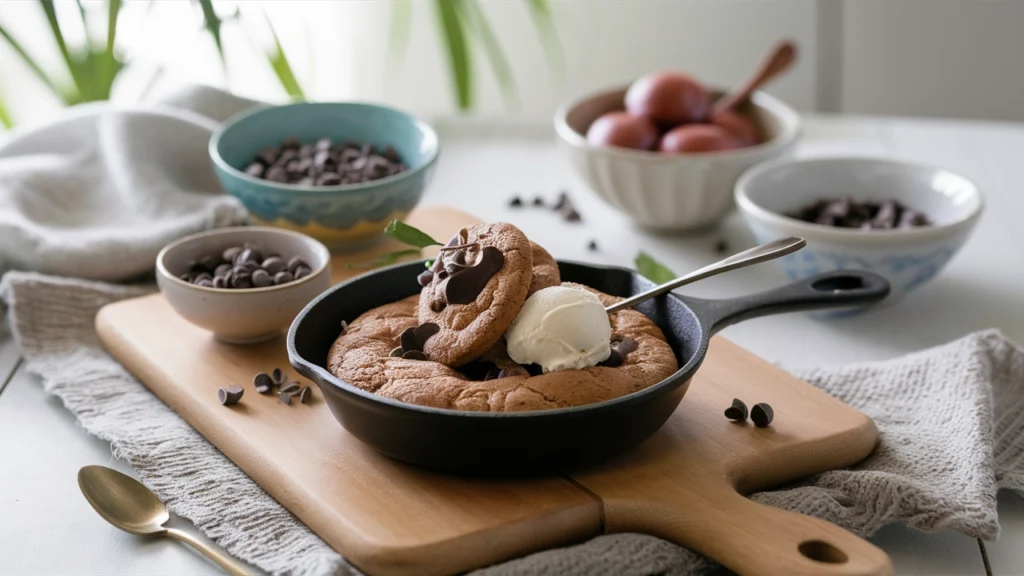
[78,465,251,575]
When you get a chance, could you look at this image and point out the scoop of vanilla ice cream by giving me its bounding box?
[505,285,612,372]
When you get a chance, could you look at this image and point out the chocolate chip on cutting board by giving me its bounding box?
[751,403,774,427]
[218,386,244,406]
[244,137,407,186]
[180,243,312,290]
[724,398,748,422]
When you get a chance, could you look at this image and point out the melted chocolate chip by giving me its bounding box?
[445,246,505,305]
[600,349,624,367]
[497,365,529,379]
[399,327,419,354]
[615,337,638,355]
[402,350,428,361]
[395,322,440,359]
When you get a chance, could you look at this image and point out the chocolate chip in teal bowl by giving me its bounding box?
[210,102,439,250]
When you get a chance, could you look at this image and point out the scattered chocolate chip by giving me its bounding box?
[600,349,624,367]
[553,192,569,211]
[587,240,598,251]
[724,398,748,422]
[298,386,312,404]
[271,369,285,386]
[562,208,581,222]
[751,403,774,427]
[280,382,301,395]
[532,196,545,207]
[444,246,505,305]
[788,197,931,230]
[509,196,523,207]
[218,386,244,406]
[254,372,274,393]
[389,347,404,357]
[715,240,729,254]
[417,270,434,287]
[402,350,428,360]
[278,391,293,405]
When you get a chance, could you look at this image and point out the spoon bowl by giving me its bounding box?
[78,465,169,536]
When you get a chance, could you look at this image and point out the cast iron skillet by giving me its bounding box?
[288,261,889,475]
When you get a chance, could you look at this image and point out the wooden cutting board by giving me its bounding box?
[96,206,891,576]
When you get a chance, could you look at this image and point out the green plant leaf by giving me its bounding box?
[460,0,517,111]
[0,90,13,129]
[0,23,67,102]
[264,13,305,99]
[106,0,121,57]
[345,249,423,270]
[635,252,677,284]
[194,0,226,65]
[524,0,565,79]
[434,0,472,110]
[384,220,442,248]
[386,0,413,69]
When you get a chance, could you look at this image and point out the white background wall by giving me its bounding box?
[0,1,1021,128]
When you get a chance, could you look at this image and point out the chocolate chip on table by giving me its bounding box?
[271,368,285,386]
[788,197,931,230]
[278,391,293,406]
[751,403,774,427]
[298,386,312,404]
[508,195,523,208]
[562,208,582,222]
[280,382,301,395]
[218,386,244,406]
[724,398,749,422]
[587,240,598,251]
[532,196,545,207]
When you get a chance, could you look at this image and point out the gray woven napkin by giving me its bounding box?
[3,268,1021,576]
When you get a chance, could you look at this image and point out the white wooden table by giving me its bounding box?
[2,114,1022,575]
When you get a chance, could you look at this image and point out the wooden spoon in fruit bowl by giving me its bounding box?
[711,40,798,118]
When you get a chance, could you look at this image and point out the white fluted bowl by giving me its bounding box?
[555,86,800,231]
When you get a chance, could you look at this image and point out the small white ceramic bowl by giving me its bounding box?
[735,156,984,297]
[156,227,331,343]
[554,86,801,231]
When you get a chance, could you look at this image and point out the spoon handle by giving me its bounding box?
[711,40,797,117]
[605,236,806,313]
[166,528,252,575]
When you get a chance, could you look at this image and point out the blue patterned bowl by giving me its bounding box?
[735,156,983,299]
[210,102,439,249]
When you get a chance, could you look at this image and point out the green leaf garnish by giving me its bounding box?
[345,249,422,270]
[635,252,677,284]
[425,260,434,269]
[385,220,442,248]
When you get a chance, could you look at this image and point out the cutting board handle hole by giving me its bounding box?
[798,540,849,564]
[811,276,865,292]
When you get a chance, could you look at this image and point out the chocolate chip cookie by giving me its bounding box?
[528,241,560,295]
[327,283,679,412]
[417,223,533,366]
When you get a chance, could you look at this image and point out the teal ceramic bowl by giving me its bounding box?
[210,102,439,249]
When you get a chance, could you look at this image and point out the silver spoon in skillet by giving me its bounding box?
[606,236,806,313]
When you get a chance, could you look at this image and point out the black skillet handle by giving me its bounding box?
[686,270,890,335]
